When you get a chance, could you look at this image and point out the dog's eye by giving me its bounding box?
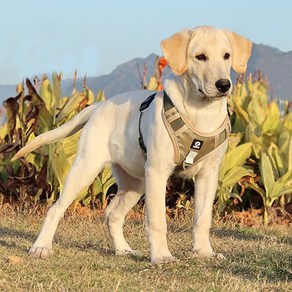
[195,54,207,62]
[224,53,230,60]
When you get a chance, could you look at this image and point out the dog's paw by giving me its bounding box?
[115,249,141,256]
[192,248,214,258]
[192,249,225,259]
[28,247,53,259]
[151,255,178,265]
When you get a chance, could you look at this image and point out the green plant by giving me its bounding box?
[248,149,292,224]
[80,164,116,209]
[0,74,115,206]
[217,140,252,212]
[227,76,292,223]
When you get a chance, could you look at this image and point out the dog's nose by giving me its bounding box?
[215,79,231,93]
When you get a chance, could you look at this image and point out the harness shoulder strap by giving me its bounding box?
[162,92,193,164]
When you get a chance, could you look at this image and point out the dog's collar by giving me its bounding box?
[138,91,231,170]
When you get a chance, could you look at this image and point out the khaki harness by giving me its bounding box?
[138,91,231,171]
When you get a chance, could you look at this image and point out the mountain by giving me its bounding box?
[0,44,292,102]
[61,53,160,98]
[246,44,292,100]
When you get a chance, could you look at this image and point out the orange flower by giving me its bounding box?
[157,83,164,91]
[158,57,168,72]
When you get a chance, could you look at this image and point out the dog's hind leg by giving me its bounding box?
[29,125,110,258]
[105,164,144,256]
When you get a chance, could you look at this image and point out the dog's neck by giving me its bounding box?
[163,74,228,134]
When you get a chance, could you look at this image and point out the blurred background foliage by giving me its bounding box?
[0,59,291,224]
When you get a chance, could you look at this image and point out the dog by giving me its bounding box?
[12,26,252,264]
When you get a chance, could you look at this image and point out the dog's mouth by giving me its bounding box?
[198,89,228,100]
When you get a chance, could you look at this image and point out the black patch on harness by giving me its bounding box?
[140,93,156,112]
[191,139,204,150]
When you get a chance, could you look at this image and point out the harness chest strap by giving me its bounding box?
[138,92,231,170]
[162,92,231,169]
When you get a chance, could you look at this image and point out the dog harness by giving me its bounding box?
[138,91,231,171]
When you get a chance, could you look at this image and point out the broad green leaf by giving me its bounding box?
[92,178,102,195]
[103,177,115,195]
[288,136,292,170]
[248,99,266,135]
[0,125,7,140]
[268,143,285,178]
[56,92,87,123]
[101,164,113,185]
[249,132,262,159]
[96,91,106,102]
[221,166,250,188]
[39,76,53,109]
[52,72,62,107]
[282,112,292,131]
[84,87,95,105]
[262,102,280,135]
[278,129,290,166]
[249,181,266,201]
[219,142,252,179]
[233,95,249,131]
[260,151,275,197]
[271,181,292,202]
[272,186,292,201]
[278,169,292,183]
[233,82,247,100]
[228,133,243,150]
[62,131,81,158]
[49,142,70,190]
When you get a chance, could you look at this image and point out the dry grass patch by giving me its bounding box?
[0,207,291,291]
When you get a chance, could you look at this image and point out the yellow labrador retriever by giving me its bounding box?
[13,26,252,264]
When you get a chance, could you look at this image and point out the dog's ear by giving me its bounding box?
[224,30,252,73]
[161,30,193,76]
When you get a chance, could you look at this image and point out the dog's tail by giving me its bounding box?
[11,104,98,161]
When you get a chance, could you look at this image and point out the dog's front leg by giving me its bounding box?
[145,166,176,264]
[192,168,219,258]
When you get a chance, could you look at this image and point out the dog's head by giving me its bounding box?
[161,26,252,100]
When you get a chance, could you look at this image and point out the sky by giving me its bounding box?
[0,0,292,85]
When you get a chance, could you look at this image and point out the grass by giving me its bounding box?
[0,206,291,291]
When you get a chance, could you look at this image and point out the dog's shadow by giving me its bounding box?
[0,226,37,253]
[212,227,292,244]
[212,228,292,283]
